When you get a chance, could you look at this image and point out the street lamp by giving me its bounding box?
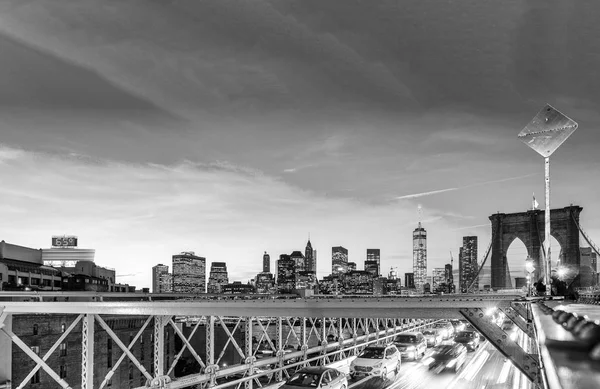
[519,105,578,296]
[525,257,535,297]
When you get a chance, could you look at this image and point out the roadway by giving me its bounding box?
[328,337,531,389]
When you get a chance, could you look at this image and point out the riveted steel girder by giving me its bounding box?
[460,307,542,388]
[502,303,534,339]
[0,296,517,318]
[81,314,94,389]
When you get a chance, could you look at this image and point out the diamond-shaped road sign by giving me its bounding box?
[518,104,578,157]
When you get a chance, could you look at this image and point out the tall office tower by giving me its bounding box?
[332,246,348,275]
[172,251,206,293]
[277,254,296,293]
[445,263,454,292]
[207,262,229,294]
[413,223,427,291]
[290,251,305,275]
[580,247,598,287]
[364,260,379,277]
[152,263,169,293]
[405,272,415,289]
[305,240,315,272]
[159,273,173,293]
[366,249,381,277]
[459,236,478,292]
[432,268,446,292]
[263,251,270,273]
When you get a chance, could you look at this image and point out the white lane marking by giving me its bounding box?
[464,351,490,382]
[497,359,512,384]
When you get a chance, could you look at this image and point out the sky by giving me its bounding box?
[1,0,599,289]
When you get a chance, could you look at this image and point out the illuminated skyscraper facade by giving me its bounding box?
[459,236,478,292]
[172,251,206,293]
[207,262,229,294]
[332,246,348,275]
[413,223,427,291]
[366,249,381,277]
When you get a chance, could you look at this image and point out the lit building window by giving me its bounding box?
[59,342,67,356]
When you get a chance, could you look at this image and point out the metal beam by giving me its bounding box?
[1,326,72,388]
[0,296,519,318]
[502,303,534,338]
[460,307,542,388]
[99,316,152,389]
[81,314,94,389]
[15,314,83,389]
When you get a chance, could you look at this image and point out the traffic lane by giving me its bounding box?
[348,339,483,389]
[445,339,530,389]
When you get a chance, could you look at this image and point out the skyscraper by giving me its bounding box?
[332,246,348,275]
[366,249,381,277]
[207,262,229,294]
[151,263,169,293]
[172,251,206,293]
[459,236,478,292]
[413,223,427,291]
[159,273,173,293]
[445,263,454,293]
[305,240,315,272]
[277,254,295,294]
[432,268,446,292]
[263,251,270,273]
[290,251,305,275]
[404,272,415,289]
[364,260,379,277]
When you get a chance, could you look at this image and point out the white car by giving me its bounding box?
[349,345,401,380]
[281,367,347,389]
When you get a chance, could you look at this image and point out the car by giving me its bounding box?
[280,367,348,389]
[501,320,519,341]
[454,330,482,351]
[421,330,443,347]
[449,320,466,333]
[422,344,467,373]
[432,321,455,340]
[393,332,427,360]
[349,345,401,380]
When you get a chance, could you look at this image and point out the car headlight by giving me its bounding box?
[373,362,382,368]
[407,346,416,351]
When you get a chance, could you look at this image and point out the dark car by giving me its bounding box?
[422,344,467,373]
[281,367,348,389]
[454,330,482,351]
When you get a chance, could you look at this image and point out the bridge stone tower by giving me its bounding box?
[489,205,582,289]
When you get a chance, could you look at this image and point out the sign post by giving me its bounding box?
[518,104,577,295]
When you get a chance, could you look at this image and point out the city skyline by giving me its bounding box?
[1,1,600,289]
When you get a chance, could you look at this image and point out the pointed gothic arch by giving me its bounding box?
[489,205,582,288]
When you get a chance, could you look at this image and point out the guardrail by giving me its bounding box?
[531,299,600,389]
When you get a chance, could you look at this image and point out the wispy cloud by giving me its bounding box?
[462,173,537,188]
[396,187,458,200]
[0,143,438,287]
[396,173,537,200]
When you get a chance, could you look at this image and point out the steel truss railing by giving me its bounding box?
[0,299,466,389]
